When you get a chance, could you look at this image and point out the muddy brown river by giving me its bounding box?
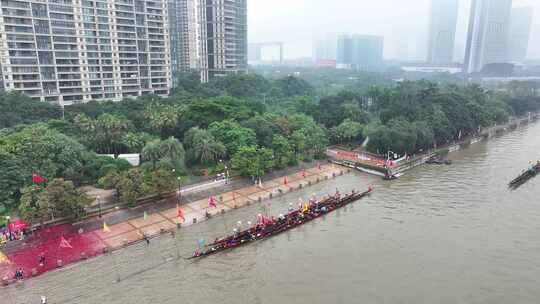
[7,122,540,304]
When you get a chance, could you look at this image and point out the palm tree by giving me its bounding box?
[160,137,185,163]
[193,136,225,164]
[121,132,154,153]
[95,114,131,154]
[142,137,185,170]
[141,140,162,170]
[143,104,184,137]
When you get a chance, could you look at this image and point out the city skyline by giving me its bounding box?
[464,0,513,73]
[249,0,539,61]
[428,0,459,64]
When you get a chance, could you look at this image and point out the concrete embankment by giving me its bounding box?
[327,113,539,177]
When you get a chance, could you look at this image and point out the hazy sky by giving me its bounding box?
[248,0,540,61]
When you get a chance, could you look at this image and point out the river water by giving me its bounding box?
[7,122,540,304]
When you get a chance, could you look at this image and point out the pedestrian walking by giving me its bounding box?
[144,235,150,245]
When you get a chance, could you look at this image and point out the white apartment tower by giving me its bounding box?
[0,0,172,105]
[428,0,458,64]
[508,6,533,63]
[464,0,513,73]
[198,0,247,82]
[169,0,198,76]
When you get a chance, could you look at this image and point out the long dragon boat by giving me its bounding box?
[189,187,373,259]
[509,162,540,189]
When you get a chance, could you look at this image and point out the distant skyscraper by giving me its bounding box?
[428,0,458,64]
[248,44,263,63]
[464,0,513,73]
[313,35,337,64]
[198,0,247,82]
[169,0,199,77]
[337,35,384,71]
[508,7,533,63]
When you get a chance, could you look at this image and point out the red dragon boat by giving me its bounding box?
[189,187,373,259]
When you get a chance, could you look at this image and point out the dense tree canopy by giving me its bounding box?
[2,72,540,222]
[0,92,61,129]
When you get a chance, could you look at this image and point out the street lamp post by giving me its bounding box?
[176,177,181,204]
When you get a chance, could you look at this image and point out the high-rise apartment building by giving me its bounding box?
[508,6,533,63]
[198,0,247,82]
[337,34,384,71]
[169,0,198,77]
[427,0,458,64]
[313,34,337,64]
[464,0,513,73]
[0,0,171,105]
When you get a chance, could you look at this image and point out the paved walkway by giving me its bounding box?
[0,164,347,285]
[86,164,344,249]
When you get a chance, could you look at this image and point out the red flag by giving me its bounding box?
[283,176,288,186]
[208,196,217,208]
[59,236,73,249]
[176,204,185,223]
[32,174,45,184]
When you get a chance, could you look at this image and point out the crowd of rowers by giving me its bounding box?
[193,187,371,257]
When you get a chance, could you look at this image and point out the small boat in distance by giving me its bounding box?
[509,161,540,190]
[426,156,452,165]
[189,187,373,259]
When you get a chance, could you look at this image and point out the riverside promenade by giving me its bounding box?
[0,163,347,285]
[328,113,540,177]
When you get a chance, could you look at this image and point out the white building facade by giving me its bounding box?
[508,6,533,63]
[169,0,198,77]
[198,0,247,82]
[0,0,171,104]
[464,0,513,73]
[427,0,458,64]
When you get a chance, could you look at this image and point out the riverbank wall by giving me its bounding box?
[328,112,539,177]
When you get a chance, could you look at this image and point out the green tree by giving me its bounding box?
[184,127,226,164]
[208,120,257,156]
[231,145,274,178]
[304,126,330,159]
[0,150,26,212]
[413,121,435,151]
[274,76,314,97]
[271,135,292,168]
[39,178,92,221]
[141,138,185,171]
[184,96,260,128]
[99,168,147,205]
[0,92,62,129]
[146,169,177,196]
[94,114,132,154]
[331,119,363,144]
[241,114,280,147]
[19,179,91,223]
[1,124,88,184]
[143,103,183,137]
[121,132,155,153]
[18,185,46,224]
[75,113,132,154]
[141,140,163,170]
[209,73,272,99]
